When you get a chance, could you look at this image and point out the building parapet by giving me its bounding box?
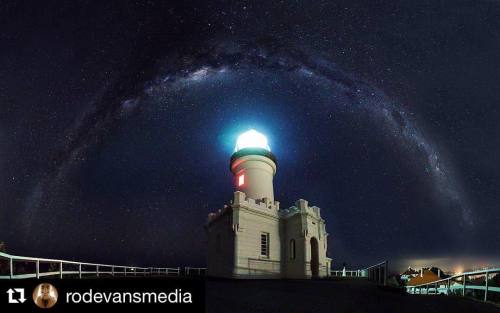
[279,199,323,220]
[207,191,282,224]
[232,191,280,211]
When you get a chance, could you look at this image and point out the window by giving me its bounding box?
[290,239,296,260]
[238,174,245,186]
[260,233,269,257]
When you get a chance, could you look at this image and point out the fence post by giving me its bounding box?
[111,266,114,277]
[36,260,40,279]
[96,265,99,278]
[484,272,488,302]
[79,264,82,279]
[462,274,466,297]
[384,261,388,286]
[9,258,13,279]
[59,262,63,279]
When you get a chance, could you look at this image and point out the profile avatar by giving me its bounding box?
[33,283,58,309]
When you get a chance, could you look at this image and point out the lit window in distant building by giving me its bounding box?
[238,174,245,186]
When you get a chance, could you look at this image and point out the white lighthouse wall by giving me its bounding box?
[206,194,330,279]
[282,214,307,278]
[231,155,276,202]
[303,215,329,278]
[232,193,282,278]
[281,200,330,278]
[303,209,329,278]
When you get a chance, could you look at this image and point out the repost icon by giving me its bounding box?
[7,288,26,304]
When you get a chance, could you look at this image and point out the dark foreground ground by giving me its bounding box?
[206,279,500,313]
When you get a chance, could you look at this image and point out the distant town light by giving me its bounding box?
[234,129,271,152]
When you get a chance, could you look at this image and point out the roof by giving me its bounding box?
[407,269,440,286]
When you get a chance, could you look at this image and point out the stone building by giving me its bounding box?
[206,129,331,278]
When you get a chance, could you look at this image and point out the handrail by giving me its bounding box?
[184,267,207,275]
[406,267,500,303]
[0,252,152,269]
[409,267,500,288]
[364,261,388,271]
[0,251,187,279]
[330,260,388,286]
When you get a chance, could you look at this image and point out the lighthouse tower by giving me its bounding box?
[230,129,277,203]
[206,129,331,279]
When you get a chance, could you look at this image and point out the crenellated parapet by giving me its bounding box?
[232,191,280,211]
[279,199,323,220]
[207,191,282,225]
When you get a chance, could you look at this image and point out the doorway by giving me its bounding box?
[310,237,319,278]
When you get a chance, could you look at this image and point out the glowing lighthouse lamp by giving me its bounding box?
[230,129,277,203]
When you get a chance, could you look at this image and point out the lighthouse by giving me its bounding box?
[230,129,277,202]
[206,129,331,279]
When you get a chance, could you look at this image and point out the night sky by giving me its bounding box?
[1,1,499,271]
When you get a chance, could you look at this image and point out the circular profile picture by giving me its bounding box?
[32,283,58,309]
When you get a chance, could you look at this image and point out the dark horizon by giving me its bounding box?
[0,1,499,271]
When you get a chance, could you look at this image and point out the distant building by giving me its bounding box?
[406,268,441,287]
[405,267,448,289]
[206,130,332,279]
[401,267,419,282]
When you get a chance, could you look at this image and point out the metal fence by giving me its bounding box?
[331,269,365,277]
[0,251,186,279]
[407,267,500,303]
[331,260,388,286]
[184,267,207,276]
[365,261,388,286]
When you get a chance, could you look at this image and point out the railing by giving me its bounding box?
[0,251,181,279]
[365,261,388,286]
[331,261,388,286]
[184,267,207,276]
[331,269,365,277]
[407,268,500,303]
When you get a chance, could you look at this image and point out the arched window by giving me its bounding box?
[290,239,296,260]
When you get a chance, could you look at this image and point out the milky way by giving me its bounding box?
[24,39,474,244]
